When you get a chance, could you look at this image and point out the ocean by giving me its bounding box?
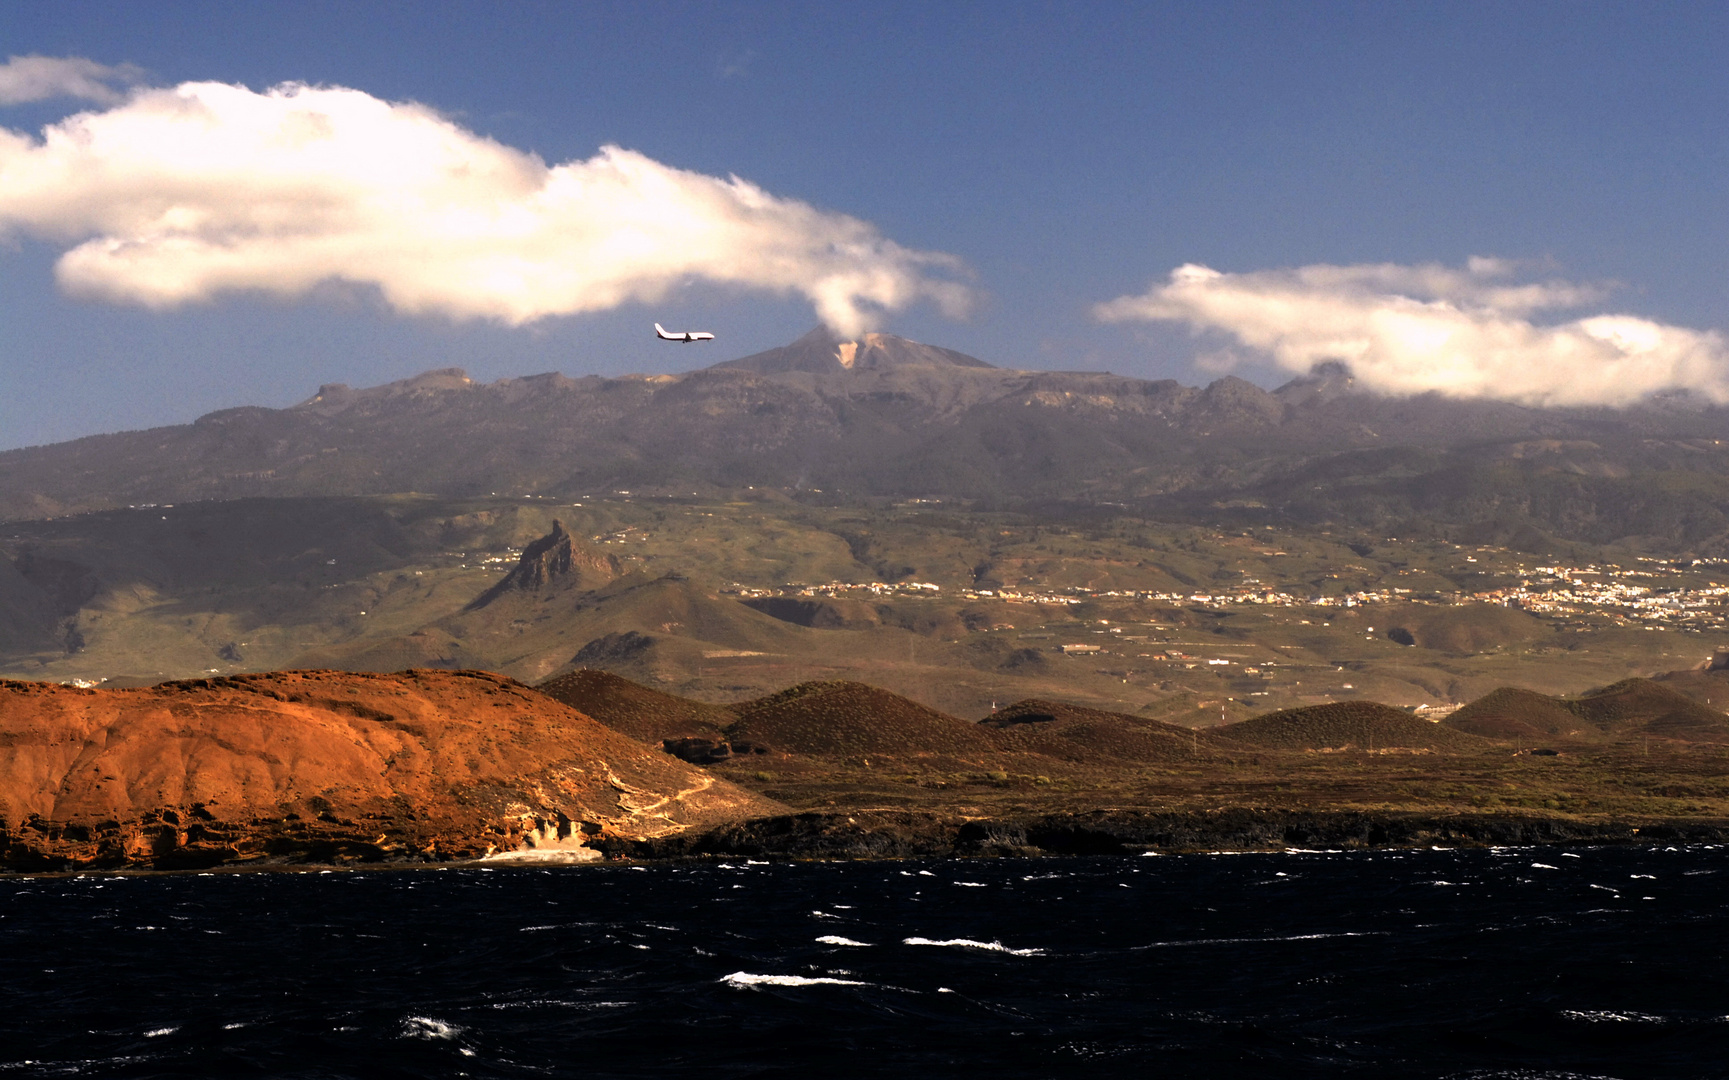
[2,846,1725,1078]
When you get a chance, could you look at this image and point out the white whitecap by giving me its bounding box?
[953,882,987,887]
[1560,1009,1668,1024]
[402,1016,465,1040]
[143,1026,178,1038]
[721,972,867,988]
[1531,863,1560,870]
[816,935,873,947]
[903,937,1044,956]
[1136,931,1387,950]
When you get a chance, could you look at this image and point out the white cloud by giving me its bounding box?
[0,55,142,105]
[1095,260,1729,407]
[0,79,972,335]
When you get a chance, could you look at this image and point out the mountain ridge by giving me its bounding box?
[7,328,1729,550]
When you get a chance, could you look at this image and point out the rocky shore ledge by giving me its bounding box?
[600,807,1729,861]
[8,807,1727,873]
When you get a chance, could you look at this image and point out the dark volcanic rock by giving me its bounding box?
[610,807,1729,860]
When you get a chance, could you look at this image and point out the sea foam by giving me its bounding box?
[903,937,1044,956]
[722,972,867,988]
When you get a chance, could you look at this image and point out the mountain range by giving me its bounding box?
[8,327,1729,550]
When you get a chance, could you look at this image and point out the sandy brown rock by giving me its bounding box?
[0,668,782,871]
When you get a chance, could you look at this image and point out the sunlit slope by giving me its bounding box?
[0,668,784,870]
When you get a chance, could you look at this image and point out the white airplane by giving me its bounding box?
[655,323,714,343]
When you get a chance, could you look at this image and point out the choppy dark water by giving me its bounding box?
[2,846,1727,1078]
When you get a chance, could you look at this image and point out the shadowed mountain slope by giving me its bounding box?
[11,330,1729,549]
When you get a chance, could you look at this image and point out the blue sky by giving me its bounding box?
[4,1,1729,447]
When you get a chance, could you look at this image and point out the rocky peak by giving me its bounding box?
[1189,375,1285,427]
[292,368,475,417]
[466,520,619,609]
[1273,361,1358,407]
[716,327,993,375]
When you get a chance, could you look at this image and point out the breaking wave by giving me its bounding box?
[721,972,868,988]
[903,937,1045,956]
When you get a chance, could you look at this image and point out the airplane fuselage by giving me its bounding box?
[655,323,714,343]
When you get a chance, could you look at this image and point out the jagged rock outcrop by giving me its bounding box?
[0,668,783,871]
[467,520,618,609]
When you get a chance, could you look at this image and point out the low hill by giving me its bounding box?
[1569,678,1729,742]
[1382,604,1551,654]
[1443,687,1594,742]
[0,668,781,871]
[1445,680,1729,744]
[1216,701,1489,752]
[726,680,996,758]
[980,699,1211,763]
[535,667,734,744]
[1650,666,1729,712]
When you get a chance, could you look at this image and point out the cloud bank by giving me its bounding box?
[0,77,972,335]
[0,55,142,105]
[1096,260,1729,407]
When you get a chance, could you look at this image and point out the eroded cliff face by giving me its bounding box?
[0,668,782,871]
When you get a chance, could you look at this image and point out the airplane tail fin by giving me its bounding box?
[654,323,667,336]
